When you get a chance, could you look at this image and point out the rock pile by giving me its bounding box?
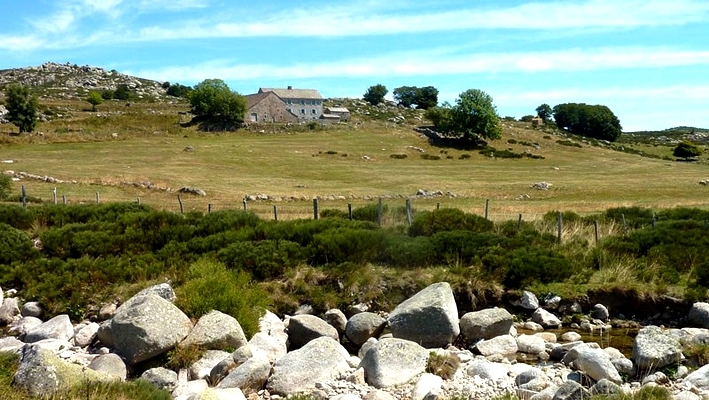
[2,283,709,399]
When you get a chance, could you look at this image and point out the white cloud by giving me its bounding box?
[0,35,44,52]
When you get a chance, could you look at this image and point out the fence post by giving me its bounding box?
[557,212,563,243]
[21,185,26,208]
[436,202,440,210]
[485,199,490,220]
[517,214,522,232]
[95,192,100,204]
[406,198,412,226]
[377,198,383,226]
[208,203,212,214]
[273,205,278,221]
[137,197,141,205]
[243,198,247,212]
[594,220,599,245]
[53,187,57,205]
[313,198,319,220]
[177,194,184,214]
[62,194,67,205]
[348,203,353,220]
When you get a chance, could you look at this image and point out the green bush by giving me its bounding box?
[194,210,260,236]
[310,228,389,265]
[604,206,654,229]
[0,204,35,229]
[386,235,436,267]
[320,209,349,219]
[421,154,441,160]
[0,174,12,200]
[390,154,408,159]
[0,223,38,266]
[176,259,271,338]
[352,203,388,223]
[218,240,305,279]
[556,139,582,148]
[409,208,493,237]
[484,247,573,288]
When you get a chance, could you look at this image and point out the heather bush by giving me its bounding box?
[218,239,305,279]
[409,208,493,237]
[0,223,38,265]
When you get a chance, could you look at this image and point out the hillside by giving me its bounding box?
[1,63,709,220]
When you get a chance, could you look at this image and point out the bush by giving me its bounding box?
[194,210,260,236]
[320,209,349,219]
[0,174,12,200]
[352,203,388,223]
[114,84,132,101]
[385,235,436,267]
[310,228,389,265]
[0,204,34,229]
[0,223,38,265]
[556,139,582,148]
[421,154,441,160]
[218,239,305,279]
[483,247,573,288]
[390,154,408,159]
[176,259,271,338]
[604,206,654,229]
[426,351,460,380]
[409,208,494,237]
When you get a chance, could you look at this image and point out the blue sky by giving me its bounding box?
[1,0,708,131]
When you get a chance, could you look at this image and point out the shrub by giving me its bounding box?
[483,247,573,288]
[176,259,271,338]
[556,139,582,148]
[385,235,436,268]
[506,138,518,144]
[426,351,460,380]
[458,153,471,159]
[352,203,388,223]
[310,228,389,265]
[390,154,408,159]
[194,210,260,236]
[0,174,12,200]
[604,206,654,229]
[421,154,441,160]
[0,204,34,229]
[218,240,305,279]
[0,223,38,265]
[409,208,494,237]
[320,209,349,219]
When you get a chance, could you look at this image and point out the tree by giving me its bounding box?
[552,103,622,142]
[4,84,39,133]
[86,91,104,112]
[363,84,388,106]
[417,86,439,110]
[535,103,552,123]
[449,89,502,141]
[114,84,132,101]
[673,141,703,161]
[188,79,247,124]
[167,83,192,98]
[392,85,439,109]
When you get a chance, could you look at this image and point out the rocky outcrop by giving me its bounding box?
[387,282,459,348]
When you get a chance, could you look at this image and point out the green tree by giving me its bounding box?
[552,103,622,142]
[4,84,39,133]
[535,103,552,123]
[113,84,132,101]
[393,86,418,108]
[673,141,703,161]
[363,84,388,106]
[417,86,439,110]
[86,91,104,112]
[448,89,502,141]
[393,86,439,109]
[188,79,247,124]
[167,83,192,98]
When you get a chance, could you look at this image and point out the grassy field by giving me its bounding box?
[1,98,708,220]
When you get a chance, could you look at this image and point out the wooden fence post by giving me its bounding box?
[243,198,247,211]
[313,198,319,220]
[436,202,440,210]
[622,214,627,235]
[62,194,67,205]
[485,199,490,220]
[95,192,100,204]
[137,197,141,205]
[594,220,599,245]
[21,185,26,208]
[273,205,278,221]
[517,214,522,232]
[53,187,57,205]
[177,194,184,214]
[208,203,212,214]
[348,203,353,220]
[406,199,412,226]
[557,212,563,243]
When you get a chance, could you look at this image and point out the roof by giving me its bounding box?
[326,107,350,113]
[245,91,279,109]
[320,114,341,119]
[259,87,323,100]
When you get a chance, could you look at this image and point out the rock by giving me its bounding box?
[110,294,192,365]
[535,332,557,343]
[21,301,43,318]
[412,373,443,400]
[0,297,20,325]
[684,363,709,391]
[574,347,622,384]
[523,321,545,331]
[591,304,609,321]
[611,357,633,376]
[266,337,350,395]
[173,379,209,399]
[181,310,247,351]
[552,380,589,400]
[324,308,348,335]
[387,282,459,348]
[688,302,709,329]
[517,334,546,354]
[633,326,684,371]
[217,355,271,395]
[515,367,543,386]
[24,314,74,343]
[287,314,339,349]
[363,390,397,400]
[517,291,539,310]
[544,295,561,310]
[531,308,561,328]
[134,282,176,302]
[140,367,179,392]
[13,344,114,397]
[459,308,513,340]
[589,379,621,396]
[98,303,117,320]
[0,336,24,353]
[74,322,99,347]
[87,353,127,380]
[345,312,387,346]
[246,332,287,363]
[359,337,430,388]
[8,316,42,339]
[561,332,582,342]
[466,359,510,381]
[189,350,230,381]
[476,334,518,357]
[186,388,246,400]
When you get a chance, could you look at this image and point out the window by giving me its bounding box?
[311,100,317,105]
[301,109,305,114]
[311,109,316,114]
[287,100,292,105]
[300,100,305,105]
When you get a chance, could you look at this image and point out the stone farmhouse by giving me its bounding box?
[244,91,299,124]
[256,86,324,122]
[244,86,350,124]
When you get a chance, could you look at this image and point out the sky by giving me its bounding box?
[1,0,708,131]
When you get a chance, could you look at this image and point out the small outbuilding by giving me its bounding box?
[531,116,544,127]
[324,106,351,122]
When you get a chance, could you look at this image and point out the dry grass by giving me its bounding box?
[2,99,708,221]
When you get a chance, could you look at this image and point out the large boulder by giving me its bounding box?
[9,316,43,339]
[574,347,622,384]
[324,308,348,335]
[246,331,287,364]
[87,353,127,381]
[591,304,609,321]
[287,314,339,349]
[689,302,709,329]
[21,301,43,318]
[217,355,271,395]
[466,359,511,381]
[531,308,561,329]
[140,367,178,392]
[632,326,684,370]
[134,282,176,302]
[0,336,24,353]
[181,310,247,350]
[345,312,387,346]
[74,322,100,347]
[517,334,546,354]
[684,364,709,392]
[13,344,116,397]
[24,314,74,343]
[387,282,459,348]
[266,336,350,395]
[459,307,513,340]
[359,337,430,388]
[0,297,20,325]
[476,334,518,357]
[110,294,192,365]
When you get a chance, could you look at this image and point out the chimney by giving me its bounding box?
[287,86,293,90]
